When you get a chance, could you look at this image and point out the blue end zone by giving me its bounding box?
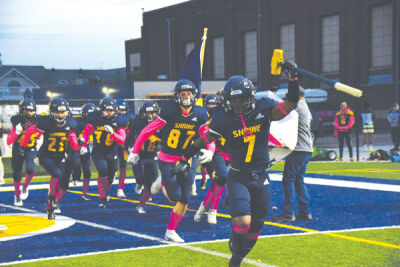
[1,173,400,264]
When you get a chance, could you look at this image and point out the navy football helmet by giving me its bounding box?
[204,94,221,108]
[99,97,117,119]
[49,97,70,124]
[173,79,198,108]
[139,100,159,122]
[116,99,128,113]
[81,102,96,119]
[222,75,256,117]
[19,99,36,120]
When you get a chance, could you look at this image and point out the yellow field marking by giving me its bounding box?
[67,189,400,250]
[0,215,55,238]
[263,221,400,250]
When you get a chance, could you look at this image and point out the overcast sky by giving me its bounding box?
[0,0,188,69]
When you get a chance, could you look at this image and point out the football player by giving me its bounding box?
[7,99,40,206]
[178,67,301,265]
[127,79,214,243]
[22,97,81,219]
[194,93,230,225]
[81,97,127,208]
[125,100,161,214]
[71,102,96,200]
[115,99,130,198]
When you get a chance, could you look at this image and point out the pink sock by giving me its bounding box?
[97,177,107,199]
[210,185,224,210]
[56,189,66,203]
[118,168,126,189]
[202,184,214,208]
[138,189,152,207]
[49,177,60,196]
[23,172,34,187]
[82,178,90,195]
[233,224,250,235]
[167,211,184,230]
[13,181,21,195]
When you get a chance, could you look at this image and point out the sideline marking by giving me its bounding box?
[268,174,400,192]
[0,204,272,267]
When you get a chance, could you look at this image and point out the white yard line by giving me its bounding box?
[268,173,400,192]
[0,204,272,267]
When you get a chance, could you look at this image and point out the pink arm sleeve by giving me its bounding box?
[112,128,126,146]
[68,131,81,150]
[21,125,40,147]
[82,124,94,146]
[199,124,215,152]
[132,117,166,154]
[7,128,18,145]
[334,117,339,129]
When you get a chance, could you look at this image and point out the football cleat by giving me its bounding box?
[207,209,217,224]
[134,183,144,194]
[200,178,206,189]
[117,189,126,199]
[165,230,185,243]
[14,195,23,207]
[54,203,61,214]
[47,207,55,220]
[20,185,29,200]
[194,203,206,222]
[191,181,197,196]
[81,194,91,201]
[270,213,296,222]
[295,212,312,221]
[136,206,146,214]
[151,176,162,195]
[99,198,108,209]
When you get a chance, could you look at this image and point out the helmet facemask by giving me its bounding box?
[51,106,68,124]
[227,93,255,117]
[23,107,36,120]
[178,90,195,108]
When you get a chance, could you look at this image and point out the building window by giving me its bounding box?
[213,37,225,79]
[185,42,195,57]
[58,79,69,85]
[371,4,392,67]
[244,31,257,80]
[280,24,295,61]
[130,53,141,73]
[322,15,339,73]
[7,80,21,87]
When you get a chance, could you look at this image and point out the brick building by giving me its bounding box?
[125,0,399,126]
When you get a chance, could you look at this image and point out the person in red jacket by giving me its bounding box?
[334,101,354,161]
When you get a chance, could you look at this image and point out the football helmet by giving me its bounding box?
[49,97,70,124]
[81,102,96,119]
[19,99,36,120]
[99,97,117,119]
[139,100,159,122]
[173,79,198,108]
[222,75,256,117]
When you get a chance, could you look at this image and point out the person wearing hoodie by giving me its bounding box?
[387,103,399,151]
[334,101,354,161]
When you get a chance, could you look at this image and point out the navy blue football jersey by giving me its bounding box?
[36,115,78,156]
[158,102,209,156]
[208,98,277,171]
[126,116,161,159]
[86,110,128,153]
[10,115,39,150]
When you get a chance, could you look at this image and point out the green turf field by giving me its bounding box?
[270,161,400,180]
[13,228,400,266]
